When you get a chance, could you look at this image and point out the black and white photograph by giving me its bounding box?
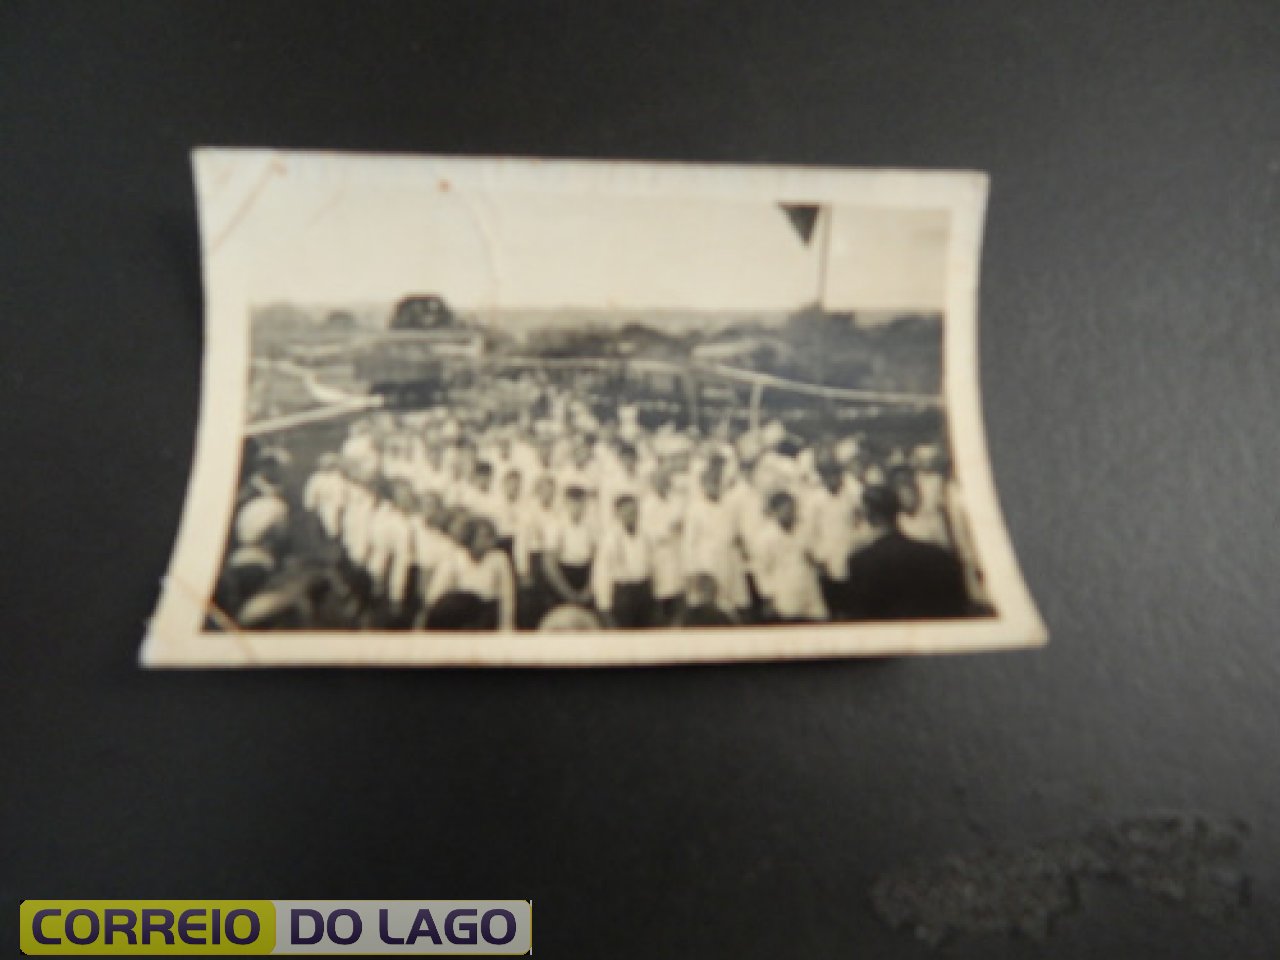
[14,6,1280,956]
[144,151,1043,665]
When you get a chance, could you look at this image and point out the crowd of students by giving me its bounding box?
[216,397,988,631]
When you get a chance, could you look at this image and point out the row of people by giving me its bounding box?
[265,412,985,629]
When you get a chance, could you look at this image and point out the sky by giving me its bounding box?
[202,154,951,316]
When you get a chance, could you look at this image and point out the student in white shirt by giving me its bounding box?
[558,438,599,509]
[234,491,289,553]
[481,429,521,485]
[542,485,596,610]
[505,431,538,483]
[755,490,828,623]
[456,460,500,525]
[424,516,516,631]
[681,464,750,615]
[726,457,772,620]
[592,494,653,629]
[528,434,558,479]
[690,440,739,494]
[380,431,412,483]
[413,440,452,501]
[444,441,479,508]
[803,460,865,612]
[514,474,559,629]
[405,490,454,625]
[640,467,684,626]
[364,481,415,626]
[492,468,524,557]
[303,453,345,541]
[597,440,644,527]
[340,426,379,481]
[338,472,377,613]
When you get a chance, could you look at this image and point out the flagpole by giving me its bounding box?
[816,205,833,308]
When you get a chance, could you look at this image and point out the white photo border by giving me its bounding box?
[141,150,1046,667]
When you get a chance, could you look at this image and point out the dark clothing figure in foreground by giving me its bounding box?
[838,484,969,620]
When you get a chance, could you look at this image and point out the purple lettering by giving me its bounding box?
[178,909,207,944]
[65,909,99,946]
[225,909,260,946]
[104,909,137,945]
[327,909,361,946]
[481,909,517,945]
[379,909,405,945]
[445,909,478,945]
[32,909,61,945]
[141,909,176,945]
[407,909,442,945]
[291,909,325,945]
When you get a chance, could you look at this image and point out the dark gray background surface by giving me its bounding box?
[2,2,1278,956]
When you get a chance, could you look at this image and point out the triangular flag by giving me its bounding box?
[780,203,823,245]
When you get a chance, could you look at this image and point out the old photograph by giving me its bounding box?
[143,151,1044,665]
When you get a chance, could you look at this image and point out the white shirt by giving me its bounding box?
[592,524,652,612]
[409,519,456,595]
[558,462,599,501]
[340,485,376,564]
[411,457,452,499]
[380,435,412,482]
[756,450,801,491]
[235,494,288,547]
[511,440,543,479]
[550,517,596,566]
[481,445,521,481]
[365,502,414,601]
[640,489,685,600]
[755,522,828,621]
[598,468,644,526]
[681,492,749,610]
[726,480,770,573]
[514,502,560,578]
[303,469,344,538]
[690,443,739,489]
[456,484,501,524]
[802,480,864,581]
[426,549,516,630]
[491,492,524,539]
[341,433,379,476]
